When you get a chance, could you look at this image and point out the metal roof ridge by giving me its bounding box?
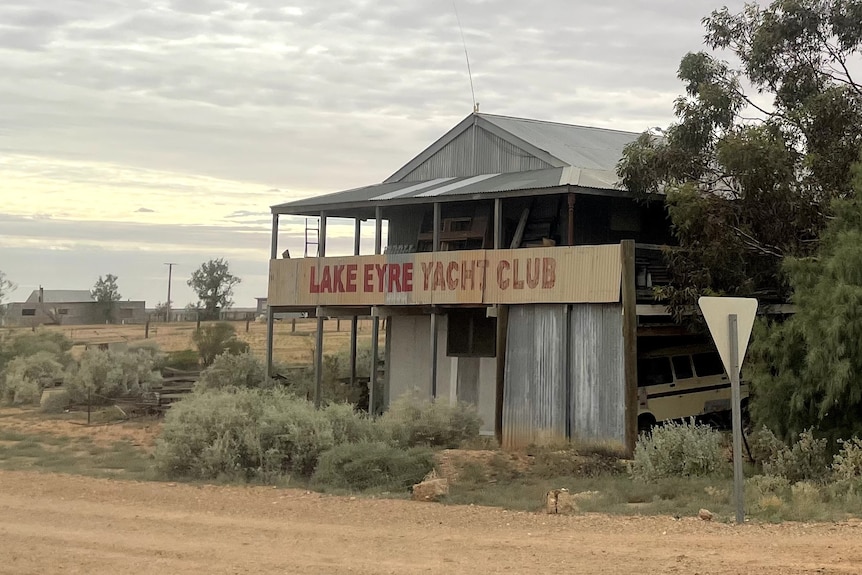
[478,113,643,136]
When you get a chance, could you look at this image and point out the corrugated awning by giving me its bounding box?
[272,167,628,217]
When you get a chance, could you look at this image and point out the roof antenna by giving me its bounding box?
[453,1,478,113]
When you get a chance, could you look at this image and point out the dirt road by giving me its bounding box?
[0,470,860,575]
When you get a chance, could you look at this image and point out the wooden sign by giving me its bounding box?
[268,245,622,307]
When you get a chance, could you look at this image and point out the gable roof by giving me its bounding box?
[479,114,643,172]
[273,112,642,217]
[24,290,94,304]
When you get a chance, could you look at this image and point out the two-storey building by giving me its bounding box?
[265,112,679,453]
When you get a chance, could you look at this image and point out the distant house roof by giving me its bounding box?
[24,290,94,304]
[273,112,643,217]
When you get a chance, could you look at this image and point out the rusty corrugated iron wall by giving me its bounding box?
[502,303,627,449]
[570,303,626,444]
[502,304,567,448]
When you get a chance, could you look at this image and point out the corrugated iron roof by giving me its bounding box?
[273,167,570,214]
[480,114,640,173]
[24,290,94,303]
[273,113,642,216]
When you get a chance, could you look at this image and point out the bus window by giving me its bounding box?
[693,352,725,377]
[638,357,673,386]
[672,355,694,380]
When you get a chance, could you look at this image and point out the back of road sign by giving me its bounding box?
[697,297,758,377]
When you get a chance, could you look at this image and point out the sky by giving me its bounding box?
[0,0,751,309]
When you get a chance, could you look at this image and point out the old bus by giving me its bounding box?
[637,345,749,432]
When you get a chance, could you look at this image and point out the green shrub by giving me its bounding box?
[256,398,336,477]
[0,329,73,372]
[40,389,71,414]
[127,341,165,367]
[196,351,269,391]
[65,348,161,404]
[379,398,482,449]
[312,441,434,491]
[749,425,786,465]
[192,323,249,367]
[747,474,791,499]
[0,351,65,405]
[154,389,337,480]
[832,437,862,493]
[762,429,831,484]
[165,349,200,371]
[630,419,725,482]
[323,402,380,444]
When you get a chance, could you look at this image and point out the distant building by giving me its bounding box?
[3,288,146,326]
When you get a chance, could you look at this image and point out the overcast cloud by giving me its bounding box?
[0,0,751,308]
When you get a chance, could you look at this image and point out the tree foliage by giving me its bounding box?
[617,0,862,319]
[0,270,15,310]
[187,259,241,320]
[191,322,249,367]
[749,168,862,442]
[91,274,122,323]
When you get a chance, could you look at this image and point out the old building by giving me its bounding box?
[4,288,146,326]
[265,112,682,453]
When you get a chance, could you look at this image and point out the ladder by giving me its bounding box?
[304,217,319,258]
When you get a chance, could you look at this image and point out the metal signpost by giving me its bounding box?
[698,296,758,525]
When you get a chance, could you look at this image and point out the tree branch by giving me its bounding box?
[730,225,785,258]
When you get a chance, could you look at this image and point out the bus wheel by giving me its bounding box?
[638,414,656,435]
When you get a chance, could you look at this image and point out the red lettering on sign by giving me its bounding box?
[497,260,510,290]
[388,263,401,292]
[363,264,374,292]
[446,261,459,290]
[512,259,524,290]
[542,258,556,289]
[310,267,321,293]
[374,263,387,291]
[476,259,488,290]
[421,262,434,290]
[461,260,474,290]
[432,262,445,290]
[403,263,414,291]
[526,258,540,289]
[346,264,358,293]
[320,266,332,292]
[332,265,345,293]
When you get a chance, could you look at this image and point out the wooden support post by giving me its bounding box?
[314,315,324,408]
[432,202,441,252]
[145,319,149,339]
[350,218,361,397]
[430,313,438,400]
[314,211,327,408]
[430,202,441,400]
[567,192,576,246]
[494,305,509,444]
[291,318,296,333]
[266,213,279,377]
[620,240,638,456]
[494,198,502,250]
[370,206,382,415]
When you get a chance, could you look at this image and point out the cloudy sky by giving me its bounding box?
[0,0,750,309]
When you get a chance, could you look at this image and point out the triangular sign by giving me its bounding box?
[697,297,758,378]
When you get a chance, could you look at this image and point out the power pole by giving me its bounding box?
[164,263,177,322]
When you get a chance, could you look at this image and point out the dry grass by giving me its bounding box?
[1,319,382,365]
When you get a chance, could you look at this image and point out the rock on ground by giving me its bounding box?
[412,478,449,502]
[545,489,600,514]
